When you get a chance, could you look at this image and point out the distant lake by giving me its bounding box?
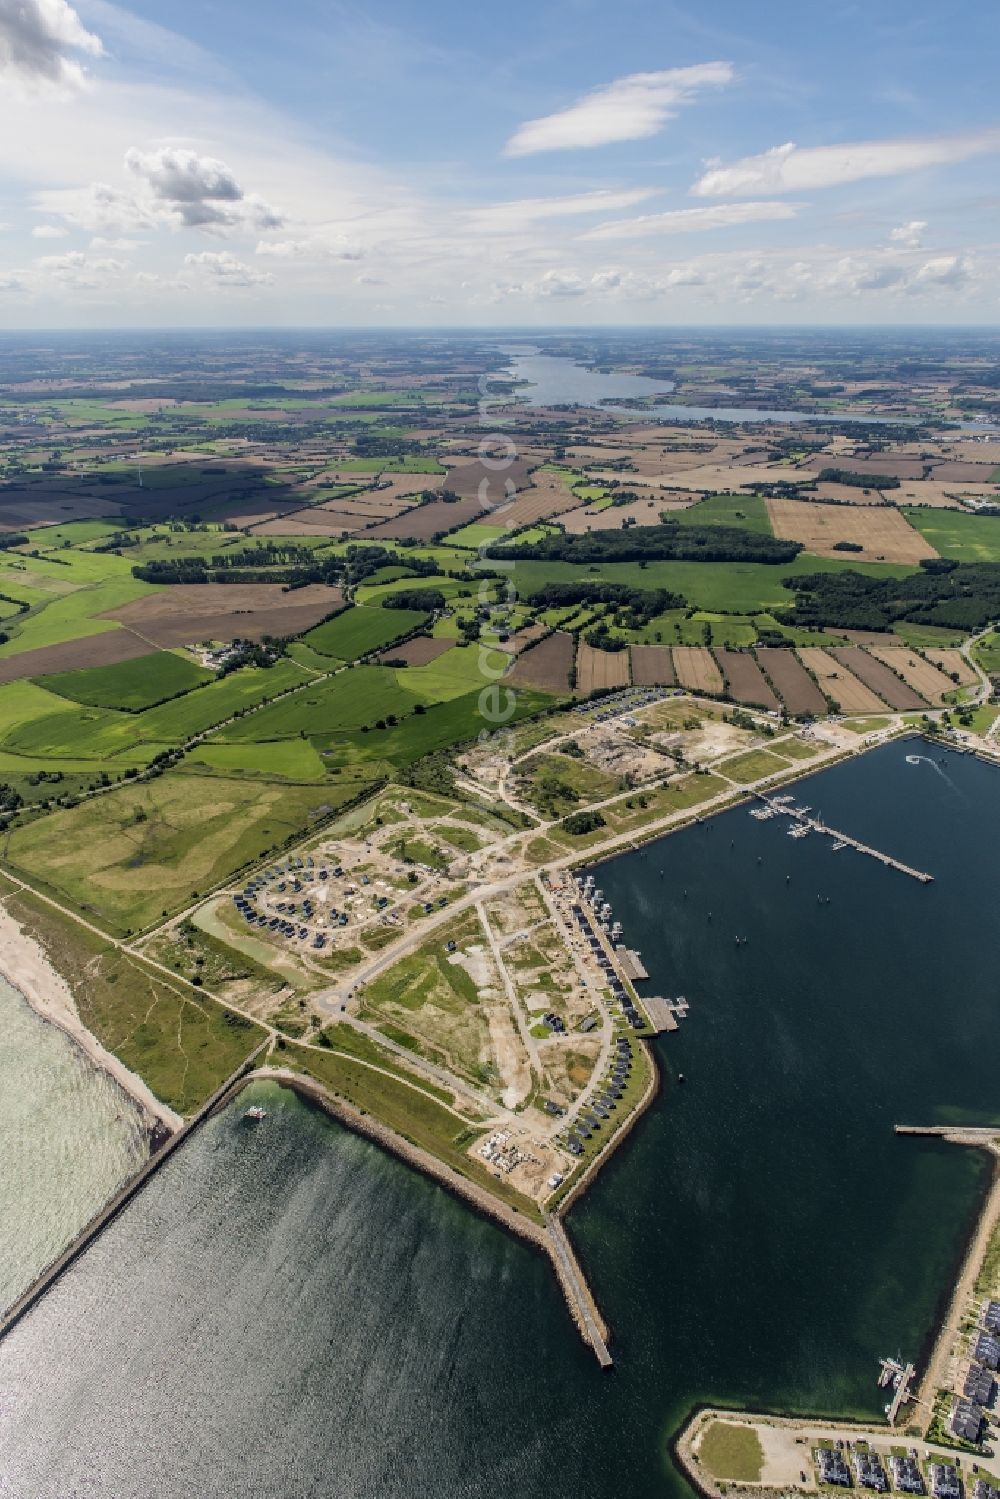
[1,742,998,1497]
[500,347,994,430]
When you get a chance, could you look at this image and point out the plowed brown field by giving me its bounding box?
[629,646,675,686]
[827,646,927,709]
[755,649,826,716]
[672,646,724,695]
[715,649,780,710]
[796,649,888,713]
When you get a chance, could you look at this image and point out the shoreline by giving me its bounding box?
[0,898,182,1134]
[247,1066,613,1358]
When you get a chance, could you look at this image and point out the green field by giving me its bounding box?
[6,771,361,932]
[903,507,1000,562]
[186,738,329,780]
[302,605,427,661]
[503,553,915,614]
[697,1422,764,1483]
[973,631,1000,674]
[43,651,213,711]
[673,493,773,533]
[216,665,420,741]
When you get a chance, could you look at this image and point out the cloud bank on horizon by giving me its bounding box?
[0,0,997,324]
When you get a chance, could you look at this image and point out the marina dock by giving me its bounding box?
[757,796,934,883]
[641,996,679,1032]
[879,1357,916,1424]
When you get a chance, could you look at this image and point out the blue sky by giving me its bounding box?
[0,0,997,325]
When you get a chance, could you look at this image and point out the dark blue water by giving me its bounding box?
[0,741,996,1498]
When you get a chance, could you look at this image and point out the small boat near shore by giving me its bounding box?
[243,1106,267,1121]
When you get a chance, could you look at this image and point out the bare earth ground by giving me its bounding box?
[0,628,156,683]
[102,582,342,645]
[576,643,630,695]
[796,648,890,713]
[507,631,575,694]
[376,636,454,666]
[867,647,957,705]
[828,645,928,710]
[630,645,676,686]
[672,646,724,694]
[715,649,780,710]
[755,649,827,716]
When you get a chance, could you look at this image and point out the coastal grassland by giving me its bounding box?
[141,915,291,1014]
[42,651,213,711]
[301,605,427,661]
[718,748,792,782]
[697,1421,764,1482]
[362,911,493,1090]
[548,772,729,851]
[673,493,773,533]
[903,508,1000,563]
[4,771,360,933]
[0,879,265,1114]
[283,1040,540,1218]
[517,751,621,816]
[312,1023,454,1105]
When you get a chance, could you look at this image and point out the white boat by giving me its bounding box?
[243,1105,267,1121]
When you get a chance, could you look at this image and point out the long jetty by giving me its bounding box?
[759,796,934,883]
[895,1124,1000,1140]
[544,1214,612,1368]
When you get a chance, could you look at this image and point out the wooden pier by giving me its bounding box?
[759,797,934,883]
[884,1361,916,1425]
[641,996,679,1033]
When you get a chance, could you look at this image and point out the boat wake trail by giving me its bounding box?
[904,753,963,797]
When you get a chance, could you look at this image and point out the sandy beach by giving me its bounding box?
[0,899,182,1133]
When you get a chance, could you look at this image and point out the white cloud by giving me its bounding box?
[913,254,970,288]
[890,220,927,248]
[36,180,155,233]
[89,234,145,250]
[692,129,1000,196]
[0,0,102,95]
[504,62,733,157]
[125,146,284,232]
[31,222,67,238]
[254,235,362,260]
[183,249,274,288]
[466,187,659,233]
[582,199,802,241]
